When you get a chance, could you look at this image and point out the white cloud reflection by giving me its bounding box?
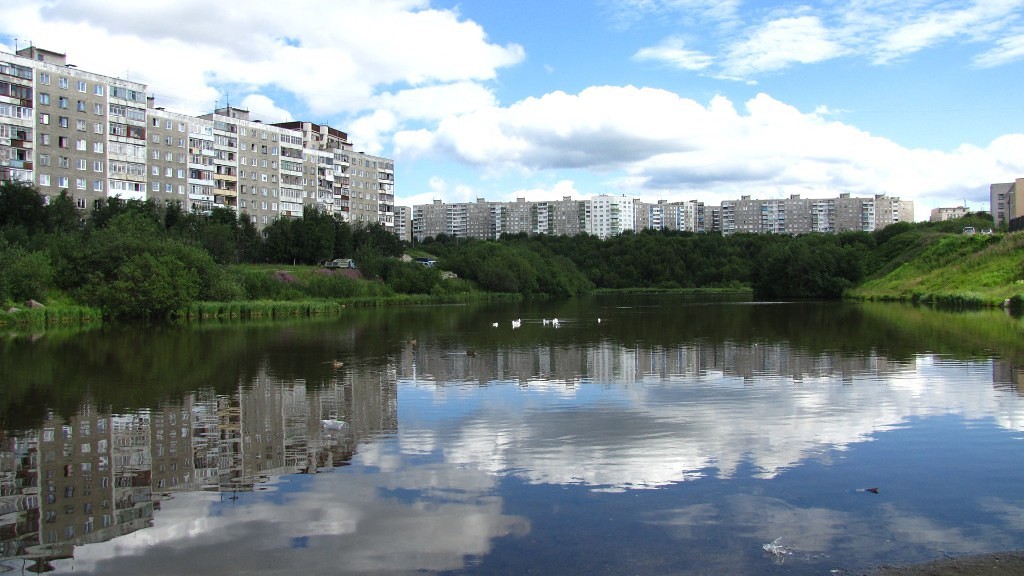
[66,456,528,575]
[404,354,1024,492]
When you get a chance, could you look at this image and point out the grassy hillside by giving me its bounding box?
[848,231,1024,306]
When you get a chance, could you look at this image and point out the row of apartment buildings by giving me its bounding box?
[1,46,395,230]
[412,192,915,241]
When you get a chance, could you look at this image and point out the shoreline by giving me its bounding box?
[865,552,1024,575]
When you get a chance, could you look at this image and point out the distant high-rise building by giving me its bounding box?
[585,195,636,239]
[394,205,411,242]
[929,206,969,222]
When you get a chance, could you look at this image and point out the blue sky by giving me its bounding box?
[3,0,1024,219]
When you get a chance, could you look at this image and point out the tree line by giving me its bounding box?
[0,180,997,319]
[0,181,422,318]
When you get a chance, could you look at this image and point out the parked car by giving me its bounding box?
[962,227,976,235]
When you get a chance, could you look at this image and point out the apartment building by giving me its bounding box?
[538,196,585,236]
[645,199,704,233]
[412,199,448,240]
[7,47,149,209]
[0,55,34,184]
[345,151,395,230]
[1006,178,1024,230]
[990,181,1022,228]
[274,121,351,220]
[586,195,636,239]
[394,205,411,242]
[146,107,193,208]
[929,206,969,222]
[1,48,397,233]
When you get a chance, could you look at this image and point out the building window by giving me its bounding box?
[40,134,50,146]
[77,80,87,92]
[77,100,86,112]
[40,72,50,85]
[76,178,86,190]
[76,120,86,131]
[39,92,50,105]
[39,113,49,124]
[58,136,68,148]
[58,96,68,109]
[76,158,86,171]
[76,139,86,151]
[94,84,104,96]
[58,116,69,128]
[93,161,103,172]
[58,77,68,89]
[59,176,69,188]
[94,123,103,134]
[152,181,160,192]
[94,103,103,115]
[39,174,51,186]
[93,180,103,192]
[93,142,103,153]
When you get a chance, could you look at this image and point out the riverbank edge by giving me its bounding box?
[861,551,1024,575]
[844,291,1024,311]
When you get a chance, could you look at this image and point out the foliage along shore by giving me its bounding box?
[846,225,1024,308]
[2,180,1021,327]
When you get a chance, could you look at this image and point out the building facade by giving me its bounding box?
[411,192,914,242]
[0,48,396,233]
[929,206,969,222]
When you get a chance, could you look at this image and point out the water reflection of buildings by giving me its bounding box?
[400,341,910,385]
[0,365,396,568]
[993,359,1024,392]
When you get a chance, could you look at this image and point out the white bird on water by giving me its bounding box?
[511,318,522,329]
[492,322,499,328]
[551,318,560,328]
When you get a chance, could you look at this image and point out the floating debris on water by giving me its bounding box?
[763,537,792,560]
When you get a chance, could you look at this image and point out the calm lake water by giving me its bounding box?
[2,295,1024,575]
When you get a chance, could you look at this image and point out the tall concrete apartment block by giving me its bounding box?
[394,205,411,242]
[3,46,149,208]
[347,151,395,230]
[1,48,396,232]
[990,181,1020,228]
[412,192,913,241]
[639,200,706,233]
[586,195,637,239]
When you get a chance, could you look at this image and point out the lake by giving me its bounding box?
[2,295,1023,575]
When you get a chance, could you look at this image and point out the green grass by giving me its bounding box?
[848,232,1024,306]
[0,304,103,329]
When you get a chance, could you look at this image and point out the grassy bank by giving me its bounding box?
[848,231,1024,307]
[173,291,522,323]
[0,304,103,329]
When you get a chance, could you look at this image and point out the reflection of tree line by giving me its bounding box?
[0,364,396,569]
